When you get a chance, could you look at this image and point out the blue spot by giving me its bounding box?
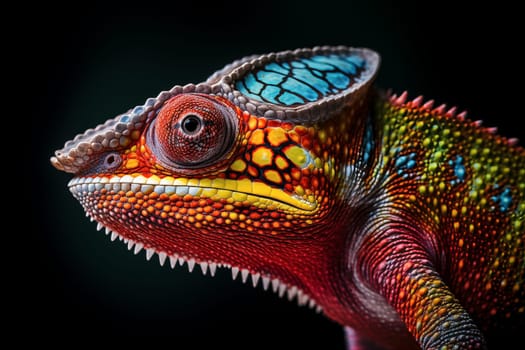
[311,69,324,78]
[260,85,281,104]
[363,121,374,162]
[132,106,144,115]
[281,77,318,102]
[120,115,130,122]
[278,92,304,105]
[291,61,307,68]
[326,56,358,74]
[449,156,466,184]
[302,58,337,71]
[395,152,417,176]
[244,72,264,94]
[395,155,408,168]
[326,72,350,89]
[236,81,265,102]
[265,63,290,75]
[257,70,285,85]
[344,55,365,66]
[292,68,331,94]
[491,187,513,212]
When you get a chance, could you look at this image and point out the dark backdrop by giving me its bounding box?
[27,0,522,347]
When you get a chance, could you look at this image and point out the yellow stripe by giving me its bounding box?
[105,175,318,213]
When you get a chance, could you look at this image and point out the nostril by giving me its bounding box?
[103,152,122,170]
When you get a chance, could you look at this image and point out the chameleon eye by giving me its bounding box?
[180,114,203,135]
[149,94,238,169]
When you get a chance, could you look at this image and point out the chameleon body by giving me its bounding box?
[51,47,524,349]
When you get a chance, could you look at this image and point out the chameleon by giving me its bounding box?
[50,46,524,349]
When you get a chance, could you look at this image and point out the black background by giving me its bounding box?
[26,0,522,347]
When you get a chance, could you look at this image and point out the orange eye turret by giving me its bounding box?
[149,94,238,169]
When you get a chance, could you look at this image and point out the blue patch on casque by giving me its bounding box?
[260,85,281,104]
[235,53,367,106]
[279,92,304,105]
[491,187,513,212]
[449,156,466,185]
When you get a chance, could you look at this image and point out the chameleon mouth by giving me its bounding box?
[68,175,318,214]
[67,174,323,312]
[80,204,323,313]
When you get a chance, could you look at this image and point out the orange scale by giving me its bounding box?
[257,118,267,128]
[301,137,313,149]
[149,192,159,199]
[288,130,301,143]
[294,126,308,136]
[281,122,293,131]
[291,168,302,180]
[248,165,259,177]
[248,116,258,130]
[267,119,281,127]
[300,177,310,188]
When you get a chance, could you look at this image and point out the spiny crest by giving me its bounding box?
[388,91,522,149]
[91,215,323,313]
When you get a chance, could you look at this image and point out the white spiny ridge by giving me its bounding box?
[158,252,167,266]
[187,258,195,272]
[93,220,323,313]
[209,263,217,277]
[146,248,154,261]
[241,269,249,283]
[251,273,260,287]
[200,261,208,275]
[169,256,177,269]
[232,267,240,280]
[262,276,270,291]
[134,243,143,254]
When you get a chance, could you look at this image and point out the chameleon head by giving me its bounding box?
[51,46,380,319]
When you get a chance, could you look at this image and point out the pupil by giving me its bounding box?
[106,155,114,164]
[182,115,201,134]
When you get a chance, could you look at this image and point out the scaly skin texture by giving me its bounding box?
[51,47,524,349]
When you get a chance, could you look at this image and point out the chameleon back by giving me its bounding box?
[376,94,524,335]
